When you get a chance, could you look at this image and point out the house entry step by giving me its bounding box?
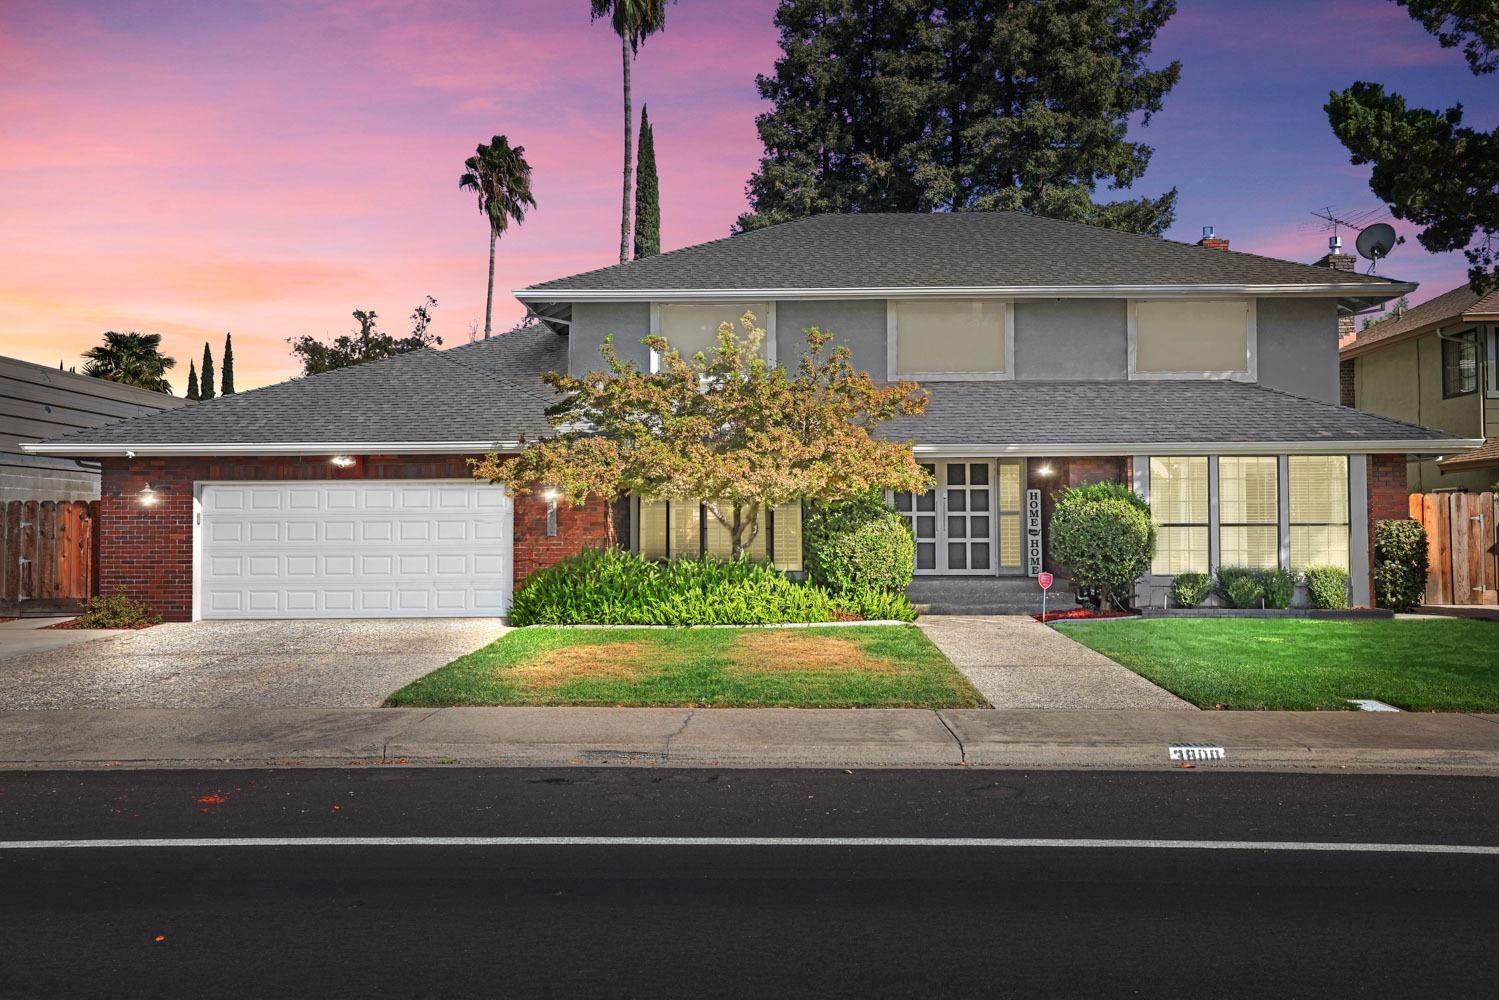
[907,576,1077,616]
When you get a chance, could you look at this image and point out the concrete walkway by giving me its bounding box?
[0,617,120,660]
[0,619,507,710]
[2,706,1498,773]
[917,614,1194,711]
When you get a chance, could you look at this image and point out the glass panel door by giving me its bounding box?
[943,461,994,574]
[892,463,938,573]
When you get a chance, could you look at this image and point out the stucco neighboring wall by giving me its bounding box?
[569,301,651,374]
[1255,298,1340,402]
[1013,298,1127,379]
[775,299,888,375]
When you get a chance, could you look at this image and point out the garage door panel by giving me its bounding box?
[199,481,511,620]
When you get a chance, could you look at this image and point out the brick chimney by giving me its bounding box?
[1196,225,1229,250]
[1317,235,1359,353]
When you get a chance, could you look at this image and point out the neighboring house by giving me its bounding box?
[1340,282,1499,492]
[26,213,1479,620]
[1,354,185,502]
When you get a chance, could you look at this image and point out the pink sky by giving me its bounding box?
[1,1,1493,391]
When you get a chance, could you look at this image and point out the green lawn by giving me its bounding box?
[1057,618,1499,712]
[387,625,988,709]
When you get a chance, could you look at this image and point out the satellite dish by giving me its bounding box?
[1356,223,1398,261]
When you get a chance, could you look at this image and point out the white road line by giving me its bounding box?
[0,837,1496,855]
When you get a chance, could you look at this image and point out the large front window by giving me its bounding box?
[1288,456,1349,570]
[1219,456,1279,568]
[1131,299,1254,380]
[1150,456,1209,575]
[892,299,1011,378]
[636,498,802,571]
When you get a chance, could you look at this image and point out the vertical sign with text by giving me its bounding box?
[1025,488,1043,577]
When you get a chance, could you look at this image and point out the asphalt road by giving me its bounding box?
[3,768,1498,999]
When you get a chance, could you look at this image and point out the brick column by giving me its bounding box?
[1365,453,1410,604]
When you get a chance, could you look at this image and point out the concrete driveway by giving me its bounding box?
[0,619,507,710]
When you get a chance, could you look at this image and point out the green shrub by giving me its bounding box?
[1170,572,1213,609]
[1216,566,1265,609]
[1259,568,1297,609]
[837,587,919,622]
[1373,519,1429,611]
[804,493,915,593]
[72,591,160,629]
[509,548,911,626]
[1303,565,1350,609]
[1048,483,1156,611]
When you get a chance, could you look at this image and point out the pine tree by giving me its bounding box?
[200,343,215,401]
[186,360,200,401]
[738,0,1180,235]
[220,333,236,395]
[633,104,661,258]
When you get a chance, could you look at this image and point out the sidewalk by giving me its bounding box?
[3,707,1498,774]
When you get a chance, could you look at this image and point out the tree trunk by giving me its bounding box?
[484,229,497,339]
[619,37,633,264]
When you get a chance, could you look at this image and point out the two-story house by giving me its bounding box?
[1340,281,1499,492]
[26,213,1479,620]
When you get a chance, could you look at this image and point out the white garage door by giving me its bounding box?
[197,481,512,619]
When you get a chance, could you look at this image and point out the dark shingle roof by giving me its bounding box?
[879,380,1467,449]
[1342,282,1499,357]
[521,213,1411,295]
[37,324,567,448]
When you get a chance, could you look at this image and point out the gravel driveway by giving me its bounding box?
[0,619,507,710]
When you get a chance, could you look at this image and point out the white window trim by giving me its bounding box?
[1487,324,1498,398]
[886,298,1015,381]
[1126,298,1258,383]
[649,302,777,373]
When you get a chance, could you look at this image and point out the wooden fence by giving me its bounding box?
[1408,492,1498,606]
[0,500,99,610]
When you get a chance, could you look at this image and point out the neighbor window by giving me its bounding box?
[1131,299,1253,378]
[1150,456,1209,575]
[635,498,802,572]
[1218,456,1279,569]
[1442,329,1479,397]
[892,299,1010,377]
[1288,456,1349,570]
[653,302,772,367]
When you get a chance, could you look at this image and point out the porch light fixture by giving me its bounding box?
[138,483,160,506]
[541,488,560,536]
[1035,463,1056,478]
[330,455,356,468]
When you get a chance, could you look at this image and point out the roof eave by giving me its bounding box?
[904,438,1483,458]
[516,282,1416,303]
[22,441,526,458]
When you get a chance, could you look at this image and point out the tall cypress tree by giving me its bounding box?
[186,360,200,401]
[633,104,661,258]
[221,333,236,395]
[200,343,215,401]
[738,0,1180,235]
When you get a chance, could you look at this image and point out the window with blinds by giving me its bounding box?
[1288,456,1349,570]
[1219,456,1279,569]
[893,299,1009,376]
[655,303,770,361]
[1132,299,1251,376]
[635,498,802,571]
[1150,456,1209,575]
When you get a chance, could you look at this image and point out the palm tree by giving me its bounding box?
[81,331,176,394]
[591,0,671,263]
[459,135,537,338]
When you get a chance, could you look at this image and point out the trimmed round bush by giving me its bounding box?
[804,493,915,594]
[1303,565,1350,609]
[1048,482,1156,611]
[1170,571,1213,609]
[1221,573,1265,609]
[1259,568,1297,609]
[1373,519,1429,611]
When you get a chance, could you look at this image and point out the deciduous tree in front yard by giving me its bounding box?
[473,314,933,554]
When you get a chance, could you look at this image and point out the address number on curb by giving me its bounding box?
[1168,743,1226,762]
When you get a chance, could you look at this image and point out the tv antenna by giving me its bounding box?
[1309,207,1402,273]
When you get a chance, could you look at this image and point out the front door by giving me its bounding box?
[895,461,1021,575]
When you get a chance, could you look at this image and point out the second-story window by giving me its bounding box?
[652,302,772,371]
[1442,329,1479,397]
[891,299,1013,379]
[1130,299,1255,381]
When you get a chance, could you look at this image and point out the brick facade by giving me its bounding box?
[1025,456,1130,571]
[1339,359,1357,408]
[1365,452,1410,605]
[99,455,609,621]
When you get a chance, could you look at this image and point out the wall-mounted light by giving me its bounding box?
[330,455,356,468]
[541,488,560,536]
[1035,463,1056,478]
[138,483,160,506]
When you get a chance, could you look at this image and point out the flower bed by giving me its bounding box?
[1032,608,1135,623]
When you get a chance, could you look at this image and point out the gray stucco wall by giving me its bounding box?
[569,301,651,373]
[775,299,888,375]
[1014,299,1128,379]
[1255,298,1340,403]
